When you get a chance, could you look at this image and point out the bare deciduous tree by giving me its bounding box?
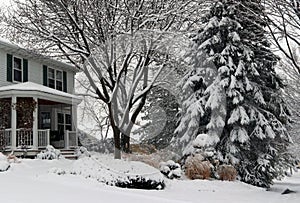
[263,0,300,72]
[4,0,202,158]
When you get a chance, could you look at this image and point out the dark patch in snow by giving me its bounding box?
[281,188,296,195]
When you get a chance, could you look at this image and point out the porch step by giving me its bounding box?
[60,149,78,160]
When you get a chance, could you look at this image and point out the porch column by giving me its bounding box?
[72,104,78,131]
[32,96,38,149]
[72,104,78,146]
[11,96,17,149]
[64,130,69,149]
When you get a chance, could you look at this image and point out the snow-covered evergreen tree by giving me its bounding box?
[174,0,297,187]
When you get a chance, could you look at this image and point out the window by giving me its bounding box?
[56,70,63,91]
[13,57,22,82]
[65,114,72,131]
[41,112,51,129]
[57,113,72,135]
[48,68,63,91]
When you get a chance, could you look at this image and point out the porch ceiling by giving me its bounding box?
[0,82,82,105]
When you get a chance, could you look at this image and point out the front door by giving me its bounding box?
[57,113,72,135]
[51,113,72,148]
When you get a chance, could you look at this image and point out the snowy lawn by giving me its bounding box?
[0,155,299,203]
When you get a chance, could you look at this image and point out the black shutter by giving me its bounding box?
[43,65,48,86]
[23,59,28,82]
[7,54,13,82]
[63,71,67,92]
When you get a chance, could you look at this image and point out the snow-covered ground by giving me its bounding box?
[0,155,299,203]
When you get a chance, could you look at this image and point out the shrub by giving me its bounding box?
[50,155,165,190]
[0,153,10,172]
[159,160,182,179]
[115,176,165,190]
[185,154,211,180]
[75,146,91,158]
[37,145,61,160]
[217,165,237,181]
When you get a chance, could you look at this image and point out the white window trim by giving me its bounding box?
[48,67,63,91]
[54,109,72,131]
[13,56,23,83]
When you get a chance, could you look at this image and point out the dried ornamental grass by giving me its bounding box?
[217,165,237,181]
[185,154,211,180]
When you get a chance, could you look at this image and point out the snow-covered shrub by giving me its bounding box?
[185,154,211,180]
[0,153,7,161]
[37,145,61,160]
[75,146,91,158]
[193,134,209,148]
[217,165,237,181]
[50,154,165,190]
[159,160,182,179]
[0,161,10,172]
[115,176,165,190]
[0,153,10,172]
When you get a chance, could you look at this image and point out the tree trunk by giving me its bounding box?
[113,126,121,159]
[121,133,130,153]
[108,103,121,159]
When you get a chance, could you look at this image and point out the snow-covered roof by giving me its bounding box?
[0,82,82,104]
[0,38,79,73]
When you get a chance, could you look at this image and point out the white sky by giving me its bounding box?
[1,0,13,7]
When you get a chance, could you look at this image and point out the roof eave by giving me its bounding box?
[0,39,81,73]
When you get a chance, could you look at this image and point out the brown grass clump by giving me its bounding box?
[130,144,157,155]
[122,153,161,168]
[185,154,211,180]
[217,165,237,181]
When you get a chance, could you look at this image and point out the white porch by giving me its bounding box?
[0,82,82,150]
[1,128,78,149]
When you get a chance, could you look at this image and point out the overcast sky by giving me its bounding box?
[1,0,12,7]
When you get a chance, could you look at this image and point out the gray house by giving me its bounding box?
[0,39,82,155]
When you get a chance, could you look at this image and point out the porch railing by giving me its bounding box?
[65,130,78,148]
[2,129,77,149]
[0,129,12,149]
[17,129,33,147]
[38,129,50,148]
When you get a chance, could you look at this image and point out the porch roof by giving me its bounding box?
[0,82,82,104]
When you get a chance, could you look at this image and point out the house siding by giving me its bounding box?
[0,49,12,87]
[67,71,75,94]
[0,49,76,94]
[29,60,43,85]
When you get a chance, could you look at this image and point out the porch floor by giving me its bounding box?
[2,148,78,159]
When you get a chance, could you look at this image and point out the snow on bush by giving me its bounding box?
[193,134,209,148]
[0,153,10,172]
[75,146,91,158]
[37,145,61,160]
[50,154,165,190]
[159,160,182,179]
